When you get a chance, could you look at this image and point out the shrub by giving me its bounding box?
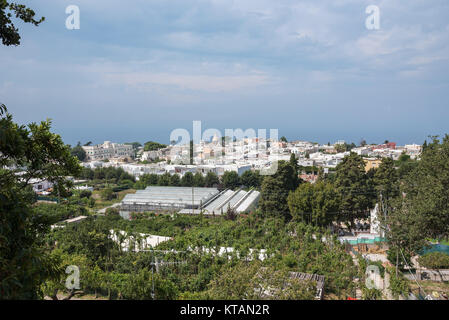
[388,267,409,299]
[101,188,116,201]
[79,190,92,199]
[418,252,449,269]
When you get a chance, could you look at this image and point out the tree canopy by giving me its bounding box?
[334,153,375,225]
[0,0,44,46]
[144,141,166,151]
[0,108,81,299]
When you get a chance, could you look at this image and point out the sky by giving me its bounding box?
[1,0,449,146]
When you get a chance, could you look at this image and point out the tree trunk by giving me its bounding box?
[62,289,83,300]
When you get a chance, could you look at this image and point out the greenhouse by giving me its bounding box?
[120,186,220,214]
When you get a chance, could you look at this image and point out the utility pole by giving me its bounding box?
[147,248,188,300]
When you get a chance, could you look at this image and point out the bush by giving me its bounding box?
[112,185,129,192]
[387,247,411,269]
[388,267,409,299]
[418,252,449,269]
[105,208,120,216]
[101,188,116,201]
[88,197,95,208]
[79,190,92,199]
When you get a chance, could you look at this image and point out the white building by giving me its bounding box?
[404,144,422,159]
[29,178,53,193]
[82,141,134,161]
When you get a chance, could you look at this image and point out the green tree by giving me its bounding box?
[335,144,347,153]
[122,268,178,300]
[70,142,86,162]
[289,153,299,179]
[193,172,205,187]
[288,181,340,226]
[158,173,171,186]
[143,141,166,151]
[259,161,299,220]
[0,107,81,299]
[41,251,90,300]
[222,171,240,190]
[0,0,44,46]
[204,171,219,187]
[374,157,399,203]
[140,173,159,186]
[334,153,375,226]
[79,190,92,199]
[170,173,181,186]
[418,252,449,269]
[386,135,449,248]
[101,188,115,201]
[206,261,315,300]
[240,170,261,188]
[395,152,418,179]
[181,172,194,187]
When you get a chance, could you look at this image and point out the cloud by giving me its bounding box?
[2,0,449,145]
[102,70,271,92]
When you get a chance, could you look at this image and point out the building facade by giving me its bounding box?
[82,141,134,161]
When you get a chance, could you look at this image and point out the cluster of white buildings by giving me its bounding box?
[80,138,423,180]
[82,141,134,161]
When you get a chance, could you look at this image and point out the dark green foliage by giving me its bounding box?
[418,252,449,269]
[388,136,449,250]
[33,203,87,225]
[79,190,92,199]
[221,171,240,190]
[374,157,399,204]
[240,170,262,188]
[388,267,409,299]
[46,213,356,299]
[288,181,340,226]
[158,173,171,186]
[395,153,418,179]
[170,173,181,186]
[70,142,86,161]
[140,173,159,186]
[204,171,219,187]
[0,0,45,46]
[101,188,116,201]
[259,161,299,219]
[181,172,194,187]
[193,172,205,187]
[81,167,135,184]
[0,107,81,299]
[334,153,375,225]
[143,141,166,151]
